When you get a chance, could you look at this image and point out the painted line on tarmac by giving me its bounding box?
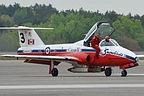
[1,84,144,89]
[128,74,144,76]
[114,74,144,76]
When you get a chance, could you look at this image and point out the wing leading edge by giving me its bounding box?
[1,54,78,61]
[136,55,144,58]
[1,55,79,64]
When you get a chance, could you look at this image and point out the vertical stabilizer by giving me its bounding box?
[18,26,44,47]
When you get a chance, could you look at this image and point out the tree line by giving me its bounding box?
[0,3,144,51]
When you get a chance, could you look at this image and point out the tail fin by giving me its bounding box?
[0,26,54,47]
[18,26,45,47]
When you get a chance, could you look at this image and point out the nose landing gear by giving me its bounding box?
[121,69,127,77]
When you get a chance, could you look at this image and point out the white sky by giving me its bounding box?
[0,0,144,16]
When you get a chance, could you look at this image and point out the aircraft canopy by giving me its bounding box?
[84,22,114,43]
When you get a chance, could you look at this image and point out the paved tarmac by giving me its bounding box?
[0,60,144,96]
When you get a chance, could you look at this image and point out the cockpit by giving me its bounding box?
[99,39,120,47]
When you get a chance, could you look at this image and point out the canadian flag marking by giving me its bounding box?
[28,39,34,45]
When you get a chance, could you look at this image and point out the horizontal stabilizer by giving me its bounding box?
[0,26,54,30]
[0,26,54,47]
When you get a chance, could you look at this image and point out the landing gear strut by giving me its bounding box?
[49,60,59,77]
[121,69,127,77]
[105,68,112,76]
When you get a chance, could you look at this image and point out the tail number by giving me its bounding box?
[20,33,25,43]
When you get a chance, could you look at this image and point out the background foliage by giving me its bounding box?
[0,3,144,51]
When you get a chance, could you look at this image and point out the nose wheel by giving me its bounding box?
[121,69,127,77]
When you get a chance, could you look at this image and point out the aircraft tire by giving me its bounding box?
[121,69,127,77]
[105,68,112,76]
[52,68,59,77]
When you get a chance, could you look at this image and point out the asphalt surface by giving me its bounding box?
[0,60,144,96]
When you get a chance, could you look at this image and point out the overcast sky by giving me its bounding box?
[0,0,144,16]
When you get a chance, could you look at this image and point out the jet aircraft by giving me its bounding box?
[0,22,142,77]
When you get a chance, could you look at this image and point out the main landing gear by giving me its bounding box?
[49,60,59,77]
[105,68,112,76]
[52,68,59,77]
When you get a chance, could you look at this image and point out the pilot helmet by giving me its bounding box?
[105,36,110,42]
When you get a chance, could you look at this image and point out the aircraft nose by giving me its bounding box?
[135,57,139,62]
[125,50,138,62]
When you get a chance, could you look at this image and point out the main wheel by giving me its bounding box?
[52,68,59,77]
[105,68,112,76]
[121,69,127,77]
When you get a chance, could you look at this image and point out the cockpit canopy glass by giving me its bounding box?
[96,23,114,39]
[100,39,120,46]
[84,22,114,42]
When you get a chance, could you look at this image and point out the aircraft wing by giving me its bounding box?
[136,55,144,58]
[1,54,78,61]
[1,53,89,65]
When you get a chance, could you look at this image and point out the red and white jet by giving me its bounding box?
[0,22,143,77]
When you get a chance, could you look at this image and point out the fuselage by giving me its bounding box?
[17,39,137,67]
